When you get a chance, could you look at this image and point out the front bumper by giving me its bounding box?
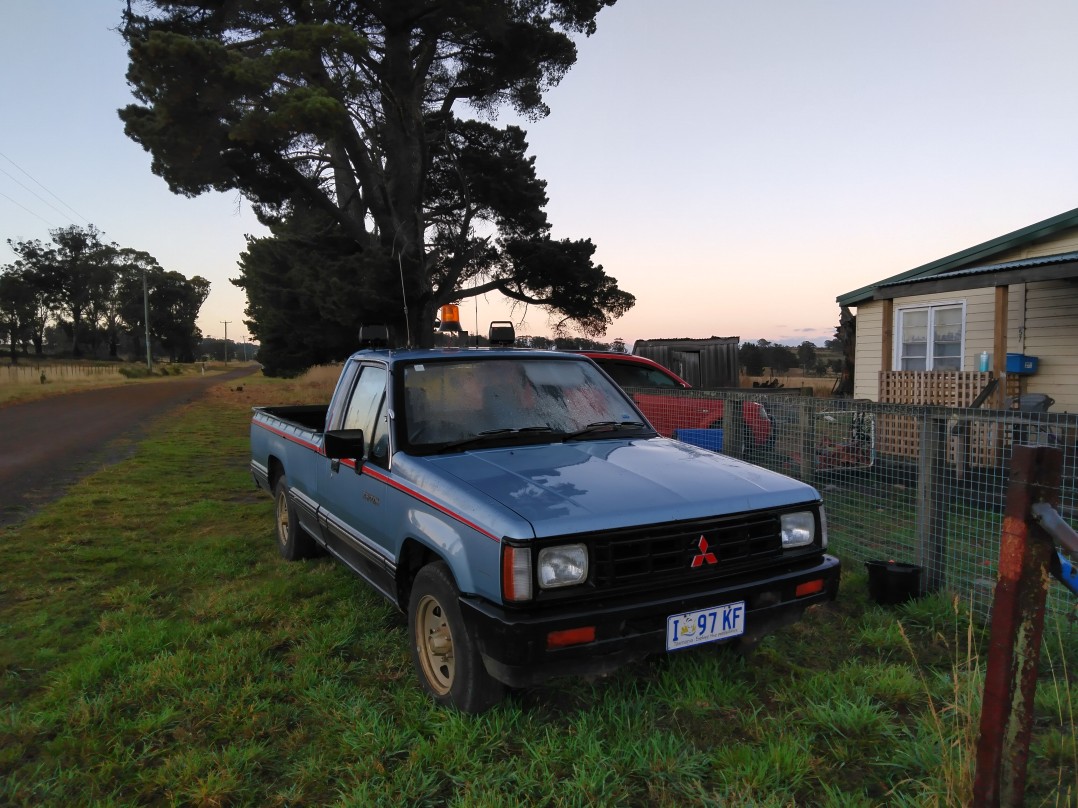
[461,554,840,688]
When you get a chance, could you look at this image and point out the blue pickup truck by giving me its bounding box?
[250,329,840,712]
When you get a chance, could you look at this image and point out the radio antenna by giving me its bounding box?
[391,226,412,348]
[398,251,411,347]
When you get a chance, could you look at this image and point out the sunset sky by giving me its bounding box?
[4,1,1078,349]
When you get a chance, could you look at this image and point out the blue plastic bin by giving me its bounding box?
[673,428,723,452]
[1006,353,1039,374]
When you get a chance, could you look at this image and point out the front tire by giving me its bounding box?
[273,474,319,560]
[408,562,504,713]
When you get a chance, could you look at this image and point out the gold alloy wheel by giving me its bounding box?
[415,594,455,695]
[275,487,289,547]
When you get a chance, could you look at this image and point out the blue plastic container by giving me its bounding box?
[673,428,723,452]
[1006,353,1039,374]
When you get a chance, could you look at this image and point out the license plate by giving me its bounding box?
[666,602,745,651]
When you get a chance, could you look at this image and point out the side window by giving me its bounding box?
[601,361,647,388]
[603,361,678,389]
[325,361,360,431]
[341,366,389,465]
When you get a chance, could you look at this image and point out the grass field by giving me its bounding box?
[0,372,1074,806]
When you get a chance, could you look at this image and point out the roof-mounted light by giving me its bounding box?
[488,321,515,347]
[358,325,390,349]
[437,304,462,332]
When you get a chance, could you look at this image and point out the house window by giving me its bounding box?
[895,302,964,371]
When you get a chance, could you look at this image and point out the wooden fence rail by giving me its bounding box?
[1,365,123,384]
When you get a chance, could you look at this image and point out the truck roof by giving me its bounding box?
[348,346,589,365]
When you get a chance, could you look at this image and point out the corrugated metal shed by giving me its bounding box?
[633,337,740,389]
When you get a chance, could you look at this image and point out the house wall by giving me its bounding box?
[853,304,882,401]
[1018,280,1078,412]
[853,280,1078,411]
[852,289,994,399]
[988,225,1078,263]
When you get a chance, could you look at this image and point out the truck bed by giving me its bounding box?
[253,404,328,432]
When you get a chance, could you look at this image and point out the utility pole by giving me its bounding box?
[221,321,231,363]
[143,269,152,371]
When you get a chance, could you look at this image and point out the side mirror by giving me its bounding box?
[324,429,365,465]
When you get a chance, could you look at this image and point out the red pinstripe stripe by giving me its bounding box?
[253,418,323,454]
[255,417,500,544]
[360,464,501,544]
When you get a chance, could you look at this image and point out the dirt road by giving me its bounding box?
[0,367,258,527]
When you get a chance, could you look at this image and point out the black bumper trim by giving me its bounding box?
[460,554,840,688]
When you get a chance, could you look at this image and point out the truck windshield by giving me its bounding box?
[402,358,647,449]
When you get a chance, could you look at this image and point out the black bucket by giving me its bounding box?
[865,560,923,605]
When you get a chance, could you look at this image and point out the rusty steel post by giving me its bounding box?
[972,444,1062,807]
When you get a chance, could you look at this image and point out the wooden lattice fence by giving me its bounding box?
[878,371,1000,466]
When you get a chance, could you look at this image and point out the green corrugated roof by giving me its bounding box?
[836,206,1078,306]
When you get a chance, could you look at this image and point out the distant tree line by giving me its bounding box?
[0,225,209,363]
[516,335,624,351]
[739,338,843,377]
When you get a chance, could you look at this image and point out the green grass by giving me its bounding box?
[0,378,1075,806]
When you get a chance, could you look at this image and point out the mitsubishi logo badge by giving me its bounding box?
[691,536,717,567]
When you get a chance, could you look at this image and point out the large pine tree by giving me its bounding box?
[120,0,634,367]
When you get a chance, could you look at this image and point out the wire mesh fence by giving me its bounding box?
[627,385,1078,624]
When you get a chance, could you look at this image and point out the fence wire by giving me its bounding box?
[628,385,1078,624]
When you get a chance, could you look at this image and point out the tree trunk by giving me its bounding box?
[71,307,83,358]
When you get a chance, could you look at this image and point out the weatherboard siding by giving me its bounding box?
[987,226,1078,264]
[1018,280,1078,412]
[853,304,882,401]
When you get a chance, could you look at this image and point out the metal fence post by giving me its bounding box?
[798,397,815,485]
[723,396,742,461]
[972,444,1062,807]
[916,413,948,593]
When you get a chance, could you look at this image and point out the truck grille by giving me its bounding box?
[589,513,783,590]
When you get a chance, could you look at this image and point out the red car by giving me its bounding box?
[573,352,773,451]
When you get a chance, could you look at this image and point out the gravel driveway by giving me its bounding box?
[0,367,258,527]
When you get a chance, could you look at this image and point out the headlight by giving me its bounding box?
[538,544,589,588]
[781,511,816,549]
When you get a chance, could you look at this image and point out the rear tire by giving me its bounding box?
[408,562,504,713]
[273,474,319,560]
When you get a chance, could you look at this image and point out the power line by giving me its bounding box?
[0,166,83,227]
[0,189,59,229]
[0,150,90,225]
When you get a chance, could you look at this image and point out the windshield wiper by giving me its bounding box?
[434,426,556,454]
[563,420,649,441]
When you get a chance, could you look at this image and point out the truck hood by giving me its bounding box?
[418,438,819,538]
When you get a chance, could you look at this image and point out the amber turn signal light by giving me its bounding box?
[546,626,596,649]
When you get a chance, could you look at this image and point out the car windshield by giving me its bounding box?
[402,357,646,450]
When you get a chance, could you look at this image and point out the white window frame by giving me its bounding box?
[893,300,966,371]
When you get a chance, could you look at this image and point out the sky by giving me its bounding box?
[3,1,1078,349]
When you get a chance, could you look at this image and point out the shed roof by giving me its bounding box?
[837,207,1078,306]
